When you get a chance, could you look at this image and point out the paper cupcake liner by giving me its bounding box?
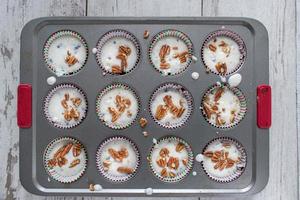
[43,137,88,183]
[148,136,194,183]
[149,83,193,129]
[43,83,88,129]
[149,29,194,76]
[43,30,88,76]
[201,83,247,130]
[96,83,140,130]
[201,137,247,183]
[96,136,140,183]
[95,29,141,75]
[201,29,247,76]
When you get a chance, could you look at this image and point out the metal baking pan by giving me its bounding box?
[19,17,270,197]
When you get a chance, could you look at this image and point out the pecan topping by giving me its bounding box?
[159,148,170,158]
[119,45,131,56]
[175,142,185,152]
[117,166,134,174]
[139,117,148,128]
[203,151,213,158]
[111,65,123,74]
[61,99,68,109]
[57,157,68,167]
[69,108,80,121]
[47,159,57,168]
[222,142,231,148]
[60,143,73,157]
[108,148,123,162]
[203,102,214,119]
[172,46,178,50]
[167,156,179,170]
[206,149,238,170]
[216,116,226,126]
[65,51,78,66]
[103,160,111,168]
[159,44,171,64]
[215,62,227,75]
[214,88,224,102]
[69,158,80,168]
[169,171,176,177]
[108,107,120,123]
[72,143,82,157]
[174,51,189,63]
[182,158,188,166]
[156,158,167,168]
[219,41,231,56]
[160,62,170,69]
[143,30,150,39]
[161,168,168,177]
[118,147,129,158]
[208,44,217,52]
[71,97,82,107]
[61,93,82,121]
[155,105,168,120]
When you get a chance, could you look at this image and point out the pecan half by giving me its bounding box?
[208,44,217,52]
[108,107,120,123]
[174,51,189,63]
[118,148,129,158]
[143,30,150,39]
[176,107,185,118]
[175,142,185,152]
[160,62,170,69]
[216,116,226,126]
[167,156,179,170]
[156,158,167,168]
[61,99,68,109]
[71,97,82,107]
[155,105,168,120]
[161,168,168,177]
[215,62,227,75]
[57,157,68,167]
[182,158,188,166]
[139,117,148,128]
[48,159,57,168]
[103,160,111,168]
[159,44,170,63]
[203,151,213,158]
[60,143,73,157]
[69,158,80,168]
[203,102,213,119]
[169,171,176,177]
[119,45,131,56]
[108,148,122,162]
[65,51,78,66]
[69,108,80,121]
[117,166,134,174]
[214,88,224,102]
[72,143,82,157]
[111,65,123,74]
[159,148,169,158]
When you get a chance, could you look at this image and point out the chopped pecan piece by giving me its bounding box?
[167,156,179,170]
[143,30,150,39]
[161,168,168,177]
[108,107,120,122]
[117,166,134,174]
[156,158,167,168]
[155,105,168,120]
[118,147,129,158]
[119,45,131,56]
[159,44,170,63]
[169,171,176,177]
[160,62,170,69]
[216,116,226,126]
[208,44,217,52]
[108,148,122,162]
[60,143,73,157]
[214,88,224,102]
[57,156,68,167]
[203,151,213,158]
[72,143,82,157]
[159,148,169,158]
[65,51,78,66]
[111,65,123,74]
[215,62,227,75]
[71,97,82,107]
[176,107,185,118]
[48,159,57,168]
[203,102,214,119]
[175,142,185,152]
[139,117,148,128]
[69,108,80,121]
[174,51,189,63]
[182,158,188,166]
[69,158,80,168]
[222,142,231,148]
[61,99,68,109]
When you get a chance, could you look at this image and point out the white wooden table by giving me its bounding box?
[0,0,298,199]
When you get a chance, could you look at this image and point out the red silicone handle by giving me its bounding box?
[17,84,32,128]
[257,85,271,128]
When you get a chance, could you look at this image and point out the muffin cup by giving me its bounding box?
[43,30,88,77]
[201,137,247,183]
[96,83,140,130]
[149,83,193,129]
[148,136,194,183]
[95,136,140,183]
[201,29,246,76]
[43,137,88,183]
[43,83,88,129]
[95,29,141,75]
[149,29,194,76]
[201,83,247,129]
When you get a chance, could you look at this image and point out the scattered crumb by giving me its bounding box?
[143,131,149,137]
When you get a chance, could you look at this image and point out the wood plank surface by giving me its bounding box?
[0,0,297,199]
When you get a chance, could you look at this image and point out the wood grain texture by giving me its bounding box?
[0,0,86,199]
[202,0,298,200]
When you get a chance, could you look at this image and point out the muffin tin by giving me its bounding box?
[18,17,270,197]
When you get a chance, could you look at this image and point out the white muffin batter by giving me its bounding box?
[202,139,244,179]
[45,138,87,182]
[151,89,189,126]
[45,32,87,76]
[98,139,138,180]
[150,36,190,75]
[203,86,241,127]
[97,86,138,128]
[203,36,241,75]
[46,86,87,128]
[100,37,138,73]
[150,139,190,180]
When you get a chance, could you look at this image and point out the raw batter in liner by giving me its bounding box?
[150,138,191,181]
[202,36,241,75]
[202,138,246,181]
[97,138,138,181]
[45,86,87,128]
[97,86,138,128]
[44,138,87,183]
[45,32,87,76]
[100,37,138,74]
[202,85,241,127]
[150,36,190,75]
